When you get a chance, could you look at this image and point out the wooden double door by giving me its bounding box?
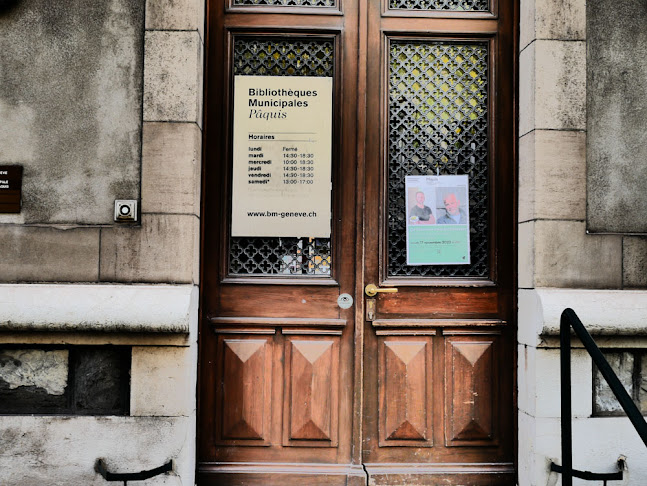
[199,1,517,484]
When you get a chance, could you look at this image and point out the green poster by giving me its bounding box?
[405,175,471,265]
[407,225,470,265]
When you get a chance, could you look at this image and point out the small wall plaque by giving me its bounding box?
[0,165,23,213]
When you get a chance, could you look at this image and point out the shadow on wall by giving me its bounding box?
[0,0,20,14]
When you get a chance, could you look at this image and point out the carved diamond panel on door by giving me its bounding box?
[216,331,274,446]
[444,331,499,447]
[283,332,340,447]
[378,332,434,447]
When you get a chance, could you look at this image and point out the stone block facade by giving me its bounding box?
[0,0,203,483]
[519,0,647,483]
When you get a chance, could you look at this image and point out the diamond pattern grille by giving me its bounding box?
[234,0,335,5]
[389,0,488,10]
[388,41,489,277]
[230,38,334,276]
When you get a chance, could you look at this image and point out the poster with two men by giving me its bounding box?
[405,174,471,265]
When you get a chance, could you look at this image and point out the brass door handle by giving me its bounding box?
[365,284,398,297]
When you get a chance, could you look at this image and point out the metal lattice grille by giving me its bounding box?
[233,0,336,6]
[389,0,488,10]
[234,38,334,77]
[388,41,489,278]
[230,38,334,276]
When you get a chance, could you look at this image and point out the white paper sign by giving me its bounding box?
[231,76,333,237]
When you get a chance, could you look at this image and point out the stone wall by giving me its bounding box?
[0,0,204,484]
[587,0,647,234]
[0,0,202,284]
[519,0,647,484]
[0,0,144,225]
[518,0,623,291]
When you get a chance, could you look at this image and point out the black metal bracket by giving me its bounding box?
[95,458,173,484]
[550,462,623,481]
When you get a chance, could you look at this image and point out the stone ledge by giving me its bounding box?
[0,284,197,333]
[519,288,647,346]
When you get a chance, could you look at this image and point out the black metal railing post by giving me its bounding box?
[560,309,573,486]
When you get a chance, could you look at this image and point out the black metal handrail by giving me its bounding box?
[551,308,647,485]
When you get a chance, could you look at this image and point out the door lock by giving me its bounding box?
[366,299,376,321]
[364,283,398,297]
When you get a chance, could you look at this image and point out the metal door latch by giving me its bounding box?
[365,283,398,297]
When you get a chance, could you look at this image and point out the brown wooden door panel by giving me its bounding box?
[444,332,499,447]
[378,333,435,447]
[209,327,347,465]
[377,288,500,318]
[283,334,340,446]
[215,332,274,446]
[217,285,342,318]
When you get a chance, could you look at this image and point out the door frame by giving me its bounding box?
[197,1,518,484]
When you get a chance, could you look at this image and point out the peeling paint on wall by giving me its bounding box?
[0,349,68,395]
